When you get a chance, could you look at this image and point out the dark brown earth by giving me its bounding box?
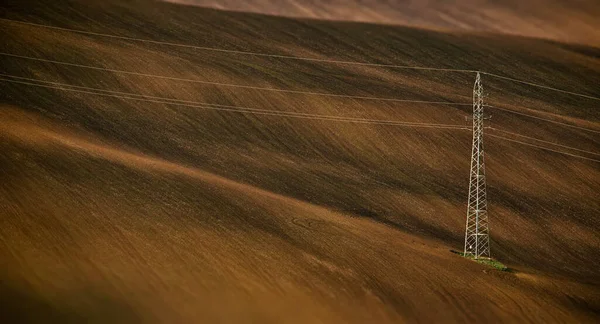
[1,0,599,322]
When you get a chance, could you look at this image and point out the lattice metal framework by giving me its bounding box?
[464,72,490,259]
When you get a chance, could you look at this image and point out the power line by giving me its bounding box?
[488,127,600,156]
[0,75,470,129]
[0,18,475,73]
[3,18,598,101]
[2,75,595,161]
[3,53,597,136]
[4,18,598,102]
[0,73,472,125]
[481,72,600,101]
[0,52,472,105]
[485,105,600,134]
[487,134,600,163]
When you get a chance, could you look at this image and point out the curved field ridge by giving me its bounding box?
[166,0,600,46]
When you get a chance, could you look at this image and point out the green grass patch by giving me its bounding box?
[451,250,509,271]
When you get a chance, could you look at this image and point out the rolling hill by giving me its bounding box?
[1,0,599,322]
[166,0,600,46]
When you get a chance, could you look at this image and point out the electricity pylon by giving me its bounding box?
[464,72,490,259]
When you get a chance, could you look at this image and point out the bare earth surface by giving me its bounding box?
[1,0,599,323]
[166,0,600,46]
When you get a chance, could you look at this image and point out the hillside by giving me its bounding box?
[166,0,600,46]
[1,0,599,322]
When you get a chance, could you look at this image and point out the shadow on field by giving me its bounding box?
[0,276,140,324]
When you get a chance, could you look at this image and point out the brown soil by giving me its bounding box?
[1,0,599,322]
[165,0,600,46]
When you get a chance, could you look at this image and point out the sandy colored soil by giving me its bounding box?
[165,0,600,46]
[0,0,599,322]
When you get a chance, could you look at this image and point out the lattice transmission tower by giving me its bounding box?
[464,72,490,259]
